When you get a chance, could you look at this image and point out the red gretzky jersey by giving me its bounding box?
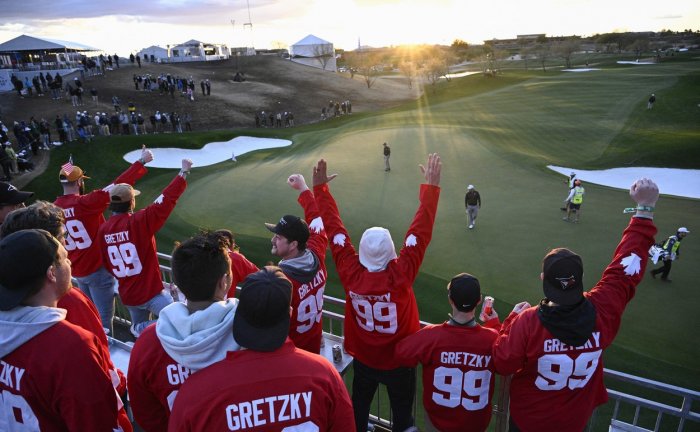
[128,324,190,432]
[314,183,440,370]
[0,321,130,431]
[98,175,186,306]
[395,323,498,432]
[59,287,127,394]
[226,250,259,298]
[281,190,328,354]
[54,161,147,277]
[168,339,355,432]
[493,217,656,432]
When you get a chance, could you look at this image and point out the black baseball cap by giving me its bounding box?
[0,182,33,206]
[232,267,292,352]
[265,215,309,244]
[448,273,481,312]
[542,248,584,306]
[0,229,59,311]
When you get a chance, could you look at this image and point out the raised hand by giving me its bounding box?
[419,153,441,186]
[630,178,659,208]
[140,144,154,164]
[287,174,309,192]
[181,159,193,171]
[512,301,531,315]
[312,159,338,187]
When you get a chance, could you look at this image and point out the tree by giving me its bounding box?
[421,58,446,92]
[534,42,551,72]
[344,50,379,89]
[554,39,581,68]
[312,44,335,71]
[399,60,418,89]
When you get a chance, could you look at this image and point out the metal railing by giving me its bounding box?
[109,253,700,431]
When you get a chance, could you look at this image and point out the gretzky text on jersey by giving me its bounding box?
[225,391,312,430]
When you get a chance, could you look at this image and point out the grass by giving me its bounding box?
[29,53,700,430]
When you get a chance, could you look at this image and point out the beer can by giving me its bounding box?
[332,344,342,363]
[483,296,494,316]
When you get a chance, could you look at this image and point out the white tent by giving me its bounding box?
[137,45,168,63]
[289,34,336,71]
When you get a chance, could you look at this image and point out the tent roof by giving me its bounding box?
[0,34,98,52]
[178,39,203,46]
[292,34,332,46]
[139,45,168,52]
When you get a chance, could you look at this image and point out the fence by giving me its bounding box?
[109,252,700,431]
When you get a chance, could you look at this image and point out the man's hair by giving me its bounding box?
[0,201,65,239]
[171,231,230,302]
[214,229,235,249]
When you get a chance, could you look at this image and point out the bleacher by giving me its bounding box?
[108,252,700,432]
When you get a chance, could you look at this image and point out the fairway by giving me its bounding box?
[32,57,700,396]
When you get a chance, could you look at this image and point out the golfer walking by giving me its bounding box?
[465,184,481,229]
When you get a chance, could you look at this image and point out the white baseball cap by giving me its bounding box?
[678,227,690,234]
[467,185,474,190]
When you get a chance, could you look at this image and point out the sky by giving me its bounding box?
[0,0,698,55]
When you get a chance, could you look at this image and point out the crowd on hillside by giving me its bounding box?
[0,144,665,431]
[322,98,352,119]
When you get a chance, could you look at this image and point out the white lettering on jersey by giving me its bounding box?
[225,391,312,430]
[348,291,391,303]
[166,364,191,385]
[543,331,601,353]
[439,352,491,368]
[0,361,26,392]
[62,207,75,218]
[103,231,130,244]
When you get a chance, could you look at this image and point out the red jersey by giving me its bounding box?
[493,217,656,432]
[314,183,440,369]
[395,323,498,432]
[98,175,187,306]
[54,161,147,277]
[128,324,190,432]
[278,190,328,354]
[168,339,355,432]
[226,250,259,298]
[59,286,127,394]
[0,320,130,431]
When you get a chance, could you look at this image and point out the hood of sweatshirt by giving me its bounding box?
[537,297,596,347]
[156,299,240,372]
[0,306,66,358]
[279,249,320,283]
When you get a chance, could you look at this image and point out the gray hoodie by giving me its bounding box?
[156,299,240,372]
[0,306,66,358]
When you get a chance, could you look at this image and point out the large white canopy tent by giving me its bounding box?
[289,34,336,71]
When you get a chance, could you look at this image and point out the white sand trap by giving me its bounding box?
[617,61,655,65]
[123,136,292,169]
[445,71,481,79]
[562,68,601,72]
[548,166,700,199]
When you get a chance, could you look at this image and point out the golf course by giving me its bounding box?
[28,54,700,429]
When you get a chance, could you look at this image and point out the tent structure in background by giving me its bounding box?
[136,45,169,63]
[0,34,99,69]
[289,34,336,71]
[0,34,99,92]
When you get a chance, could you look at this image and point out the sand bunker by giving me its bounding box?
[123,136,292,168]
[617,61,655,65]
[562,68,601,72]
[548,166,700,199]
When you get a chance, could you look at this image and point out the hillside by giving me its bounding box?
[1,56,421,187]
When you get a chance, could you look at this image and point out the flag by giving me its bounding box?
[61,161,74,175]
